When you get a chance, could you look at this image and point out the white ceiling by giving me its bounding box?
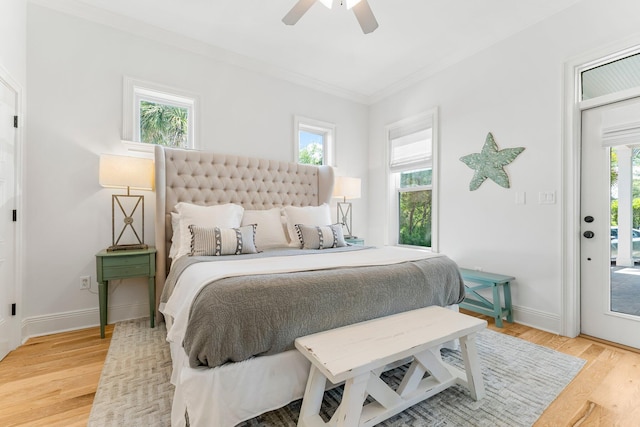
[38,0,584,102]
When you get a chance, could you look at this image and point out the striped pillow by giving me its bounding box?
[189,224,258,256]
[294,224,347,249]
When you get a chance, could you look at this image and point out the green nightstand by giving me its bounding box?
[345,237,364,245]
[95,247,157,338]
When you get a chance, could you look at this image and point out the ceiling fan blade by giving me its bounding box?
[352,0,378,34]
[282,0,317,25]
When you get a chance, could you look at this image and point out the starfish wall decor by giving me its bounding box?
[460,132,525,191]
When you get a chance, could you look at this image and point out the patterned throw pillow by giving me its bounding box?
[294,224,347,249]
[284,204,332,247]
[189,224,258,256]
[173,202,245,259]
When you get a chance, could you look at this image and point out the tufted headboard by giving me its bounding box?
[154,145,334,307]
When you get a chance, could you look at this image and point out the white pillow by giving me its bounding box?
[169,212,181,260]
[241,208,289,250]
[173,202,244,259]
[283,204,332,247]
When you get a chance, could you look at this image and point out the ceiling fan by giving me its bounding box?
[282,0,379,34]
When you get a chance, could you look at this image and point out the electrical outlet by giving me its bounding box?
[80,275,91,290]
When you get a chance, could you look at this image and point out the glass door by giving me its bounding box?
[581,97,640,349]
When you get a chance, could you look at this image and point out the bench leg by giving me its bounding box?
[459,332,485,400]
[504,282,513,323]
[492,284,504,328]
[298,365,327,427]
[335,373,369,427]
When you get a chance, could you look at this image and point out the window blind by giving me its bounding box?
[601,102,640,147]
[389,120,433,173]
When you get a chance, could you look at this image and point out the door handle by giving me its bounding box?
[583,231,595,238]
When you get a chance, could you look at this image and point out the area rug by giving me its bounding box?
[89,318,585,426]
[88,318,173,426]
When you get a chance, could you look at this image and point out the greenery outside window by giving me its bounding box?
[294,116,335,166]
[399,169,432,247]
[123,77,197,153]
[610,147,640,233]
[387,109,438,249]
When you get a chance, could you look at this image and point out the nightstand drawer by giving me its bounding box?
[101,263,150,279]
[102,254,150,267]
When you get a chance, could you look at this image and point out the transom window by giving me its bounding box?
[581,49,640,101]
[387,109,438,249]
[294,116,335,166]
[123,77,197,152]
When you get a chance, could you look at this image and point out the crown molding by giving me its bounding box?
[369,0,584,104]
[369,52,478,105]
[28,0,584,106]
[28,0,370,105]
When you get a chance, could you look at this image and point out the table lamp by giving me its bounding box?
[99,154,154,251]
[333,176,361,238]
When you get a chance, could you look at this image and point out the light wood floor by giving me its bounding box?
[0,315,638,427]
[0,324,114,427]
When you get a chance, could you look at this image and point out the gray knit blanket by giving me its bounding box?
[165,248,465,368]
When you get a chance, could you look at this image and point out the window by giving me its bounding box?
[386,109,438,249]
[123,77,197,153]
[398,169,432,247]
[581,51,640,101]
[294,116,335,166]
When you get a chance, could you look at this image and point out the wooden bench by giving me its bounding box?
[294,306,487,427]
[458,268,514,328]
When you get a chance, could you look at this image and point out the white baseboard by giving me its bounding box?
[19,301,562,343]
[512,304,561,334]
[21,302,150,342]
[0,339,8,361]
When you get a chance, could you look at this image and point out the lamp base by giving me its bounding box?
[107,243,149,252]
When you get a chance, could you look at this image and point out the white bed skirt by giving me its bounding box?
[170,342,310,427]
[167,304,460,427]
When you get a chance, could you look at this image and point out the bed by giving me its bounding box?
[154,146,466,427]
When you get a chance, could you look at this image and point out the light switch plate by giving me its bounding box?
[538,191,556,204]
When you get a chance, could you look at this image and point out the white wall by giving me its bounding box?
[24,4,369,337]
[368,0,640,333]
[25,0,640,338]
[0,0,27,86]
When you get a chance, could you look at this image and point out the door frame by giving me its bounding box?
[0,62,24,353]
[562,38,640,338]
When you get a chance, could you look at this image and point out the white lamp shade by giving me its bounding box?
[333,176,361,200]
[99,154,154,190]
[345,0,362,9]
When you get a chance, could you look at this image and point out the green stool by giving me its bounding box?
[458,268,514,327]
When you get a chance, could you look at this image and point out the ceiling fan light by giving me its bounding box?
[345,0,362,9]
[318,0,333,9]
